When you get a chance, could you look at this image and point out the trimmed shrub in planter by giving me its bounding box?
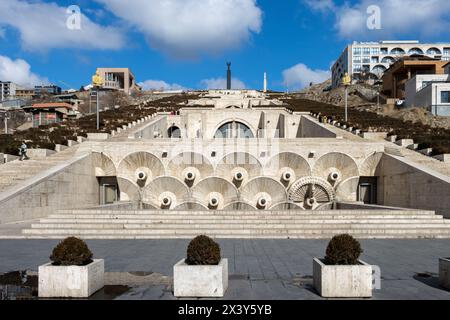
[38,237,104,298]
[174,235,228,297]
[313,234,373,298]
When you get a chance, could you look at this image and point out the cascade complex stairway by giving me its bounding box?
[0,148,80,193]
[22,208,450,239]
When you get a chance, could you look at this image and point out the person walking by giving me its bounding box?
[19,141,29,161]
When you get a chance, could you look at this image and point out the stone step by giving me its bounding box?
[38,217,446,224]
[22,228,450,236]
[46,213,441,220]
[30,223,450,230]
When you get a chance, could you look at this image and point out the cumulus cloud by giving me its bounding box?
[0,0,125,51]
[282,63,330,90]
[97,0,263,58]
[0,55,48,87]
[304,0,450,39]
[200,78,246,90]
[139,80,186,91]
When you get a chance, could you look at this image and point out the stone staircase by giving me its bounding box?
[0,147,80,193]
[22,208,450,239]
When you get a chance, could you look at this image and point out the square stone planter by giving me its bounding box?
[439,258,450,290]
[38,259,104,298]
[173,258,228,298]
[313,258,373,298]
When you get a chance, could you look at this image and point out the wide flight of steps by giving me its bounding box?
[22,209,450,239]
[0,148,80,193]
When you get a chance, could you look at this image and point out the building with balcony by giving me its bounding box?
[95,68,139,95]
[381,56,447,99]
[0,81,18,101]
[332,41,450,88]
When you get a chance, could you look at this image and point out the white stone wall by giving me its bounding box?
[0,154,98,223]
[378,154,450,217]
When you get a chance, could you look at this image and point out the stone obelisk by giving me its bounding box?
[227,62,231,90]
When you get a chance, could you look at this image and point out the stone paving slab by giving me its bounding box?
[0,239,450,299]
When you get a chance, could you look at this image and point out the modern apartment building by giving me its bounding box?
[0,81,18,101]
[34,85,62,95]
[332,41,450,88]
[404,64,450,116]
[95,68,139,95]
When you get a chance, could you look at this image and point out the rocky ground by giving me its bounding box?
[298,79,450,130]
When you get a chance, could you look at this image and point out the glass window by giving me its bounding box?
[371,48,380,55]
[443,48,450,56]
[363,47,370,55]
[353,47,361,55]
[371,57,379,63]
[441,91,450,103]
[362,56,371,63]
[380,48,388,54]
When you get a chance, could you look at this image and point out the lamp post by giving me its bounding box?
[92,71,104,130]
[342,73,351,122]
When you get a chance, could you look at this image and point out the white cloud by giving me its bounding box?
[0,55,48,87]
[139,80,186,91]
[305,0,450,39]
[200,78,246,90]
[0,0,125,51]
[97,0,263,58]
[282,63,330,90]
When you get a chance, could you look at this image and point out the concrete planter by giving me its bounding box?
[313,258,373,298]
[439,258,450,290]
[173,258,228,298]
[38,259,104,298]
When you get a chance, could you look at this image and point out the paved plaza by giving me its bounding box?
[0,239,449,300]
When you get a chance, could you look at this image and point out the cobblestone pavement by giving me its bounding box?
[0,239,449,300]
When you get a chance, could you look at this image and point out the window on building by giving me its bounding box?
[353,58,361,64]
[353,47,362,55]
[371,57,379,64]
[370,48,379,55]
[362,56,371,64]
[442,91,450,103]
[363,47,370,55]
[380,48,388,54]
[444,48,450,56]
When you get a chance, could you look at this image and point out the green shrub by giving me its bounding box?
[186,235,221,265]
[50,237,93,266]
[324,234,362,265]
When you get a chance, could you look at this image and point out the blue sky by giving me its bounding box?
[0,0,449,91]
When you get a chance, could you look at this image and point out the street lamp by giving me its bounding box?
[92,71,104,130]
[342,72,351,122]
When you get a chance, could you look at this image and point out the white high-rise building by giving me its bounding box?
[0,81,18,101]
[332,41,450,88]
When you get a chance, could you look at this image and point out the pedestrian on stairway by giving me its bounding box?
[19,141,29,161]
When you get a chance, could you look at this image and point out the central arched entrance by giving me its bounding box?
[214,121,254,138]
[168,126,181,138]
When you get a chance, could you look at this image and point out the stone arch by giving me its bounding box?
[213,119,256,139]
[92,152,116,177]
[312,152,359,185]
[167,126,181,138]
[167,152,214,185]
[359,152,383,176]
[117,151,165,187]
